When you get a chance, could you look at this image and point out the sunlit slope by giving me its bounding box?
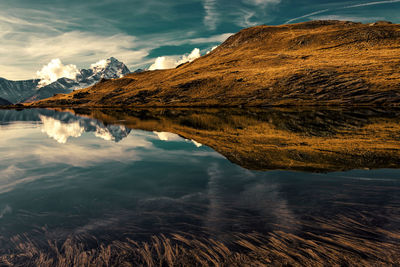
[30,20,400,107]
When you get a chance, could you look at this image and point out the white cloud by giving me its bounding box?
[285,9,330,24]
[180,48,201,63]
[39,115,84,144]
[203,0,218,30]
[345,0,400,8]
[0,4,235,80]
[149,48,201,70]
[148,57,177,71]
[188,33,233,44]
[237,0,281,27]
[310,15,384,23]
[0,165,24,180]
[25,31,147,68]
[0,27,149,80]
[90,59,108,73]
[36,59,79,87]
[285,0,400,24]
[236,10,259,27]
[206,46,218,54]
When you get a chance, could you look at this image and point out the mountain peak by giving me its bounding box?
[75,57,130,87]
[89,57,129,77]
[107,57,119,62]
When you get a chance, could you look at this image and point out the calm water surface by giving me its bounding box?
[0,108,399,265]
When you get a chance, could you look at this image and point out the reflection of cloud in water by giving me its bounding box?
[191,140,202,147]
[154,131,203,147]
[205,163,225,234]
[0,205,12,219]
[238,182,298,232]
[153,131,182,141]
[40,115,84,144]
[204,163,298,236]
[33,135,153,167]
[0,165,24,180]
[39,115,131,143]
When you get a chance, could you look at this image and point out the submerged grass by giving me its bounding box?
[2,213,400,267]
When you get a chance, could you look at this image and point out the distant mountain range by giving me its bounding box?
[0,57,130,105]
[0,97,11,105]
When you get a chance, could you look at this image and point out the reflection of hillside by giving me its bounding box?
[67,108,400,172]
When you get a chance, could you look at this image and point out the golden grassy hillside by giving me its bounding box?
[28,20,400,108]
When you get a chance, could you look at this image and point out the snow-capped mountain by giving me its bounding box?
[0,57,131,104]
[77,57,130,86]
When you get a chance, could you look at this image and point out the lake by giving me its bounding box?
[0,108,399,266]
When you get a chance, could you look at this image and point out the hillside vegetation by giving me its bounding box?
[29,20,400,107]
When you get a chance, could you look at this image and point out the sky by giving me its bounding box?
[1,0,399,80]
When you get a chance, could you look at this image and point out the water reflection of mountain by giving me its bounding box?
[0,109,131,143]
[67,107,400,172]
[1,108,400,266]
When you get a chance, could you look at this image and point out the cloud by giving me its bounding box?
[0,25,149,80]
[285,0,400,24]
[90,59,108,73]
[0,22,229,80]
[203,0,218,30]
[310,15,384,23]
[188,33,233,44]
[148,57,177,71]
[149,48,201,70]
[285,9,330,24]
[0,165,24,180]
[25,31,147,69]
[36,59,79,87]
[236,0,281,27]
[345,0,400,8]
[206,46,218,54]
[0,3,234,80]
[236,10,259,27]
